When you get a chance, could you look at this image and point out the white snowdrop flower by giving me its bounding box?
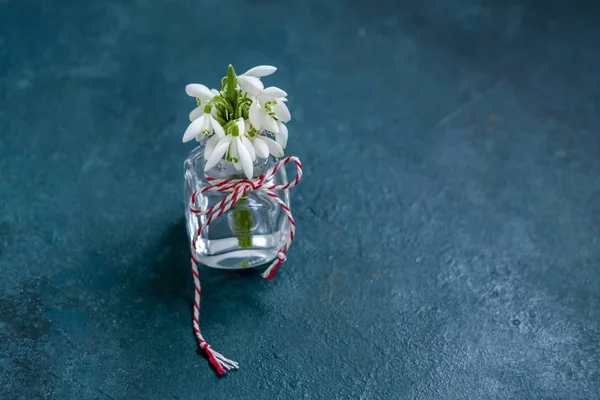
[237,75,263,96]
[186,84,220,121]
[249,99,279,134]
[204,119,254,179]
[237,65,276,96]
[251,134,284,159]
[182,113,224,143]
[248,86,291,144]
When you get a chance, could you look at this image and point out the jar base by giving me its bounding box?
[193,236,279,269]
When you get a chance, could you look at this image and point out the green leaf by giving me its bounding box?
[216,115,226,126]
[227,64,237,104]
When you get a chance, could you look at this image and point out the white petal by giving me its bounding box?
[238,75,264,96]
[252,136,269,158]
[237,137,254,179]
[205,136,232,171]
[209,115,225,138]
[276,121,288,149]
[263,136,284,158]
[182,115,206,142]
[185,84,214,101]
[210,89,220,96]
[242,65,277,77]
[273,101,291,122]
[241,135,256,161]
[262,86,287,98]
[233,162,242,171]
[261,114,279,134]
[189,106,204,121]
[204,134,220,160]
[249,100,262,131]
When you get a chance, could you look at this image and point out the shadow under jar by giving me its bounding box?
[184,143,290,269]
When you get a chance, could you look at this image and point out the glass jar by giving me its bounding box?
[184,143,290,269]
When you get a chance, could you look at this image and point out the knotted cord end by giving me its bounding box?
[199,341,239,376]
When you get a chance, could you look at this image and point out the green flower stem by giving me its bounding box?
[204,65,261,247]
[233,193,253,248]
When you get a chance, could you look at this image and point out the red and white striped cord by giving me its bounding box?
[188,156,303,375]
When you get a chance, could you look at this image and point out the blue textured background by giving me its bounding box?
[1,0,600,398]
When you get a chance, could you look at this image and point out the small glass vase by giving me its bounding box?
[184,143,290,269]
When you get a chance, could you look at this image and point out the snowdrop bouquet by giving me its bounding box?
[181,65,303,375]
[182,64,290,179]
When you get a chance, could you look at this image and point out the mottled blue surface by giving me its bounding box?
[1,0,600,398]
